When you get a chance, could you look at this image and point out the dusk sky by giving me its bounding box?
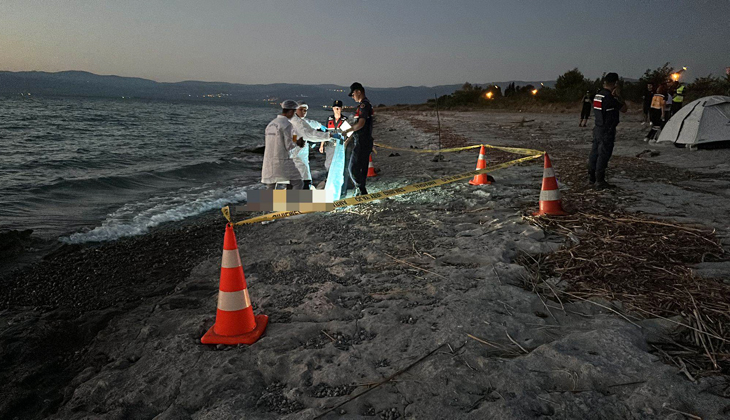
[1,0,729,87]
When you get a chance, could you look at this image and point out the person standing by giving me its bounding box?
[341,82,374,196]
[317,100,352,190]
[671,83,685,116]
[579,91,592,127]
[320,100,349,171]
[588,73,627,190]
[642,83,654,125]
[664,89,673,123]
[290,101,339,189]
[645,84,667,143]
[261,100,304,190]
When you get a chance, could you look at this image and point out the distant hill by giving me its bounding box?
[0,70,557,106]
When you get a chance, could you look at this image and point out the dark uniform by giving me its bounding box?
[348,97,374,194]
[588,88,623,184]
[324,114,348,171]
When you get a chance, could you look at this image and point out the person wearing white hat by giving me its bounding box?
[261,100,304,189]
[290,100,342,189]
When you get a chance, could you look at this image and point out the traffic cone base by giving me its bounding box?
[469,175,492,185]
[533,153,567,216]
[367,154,377,177]
[201,224,268,346]
[469,145,492,185]
[201,314,269,345]
[534,202,567,216]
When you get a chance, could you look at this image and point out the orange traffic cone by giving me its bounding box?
[468,145,491,185]
[533,153,567,216]
[201,224,268,345]
[367,154,377,177]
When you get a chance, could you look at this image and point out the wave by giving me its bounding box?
[61,185,250,243]
[25,158,256,194]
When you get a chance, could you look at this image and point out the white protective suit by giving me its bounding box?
[290,114,331,181]
[261,115,300,184]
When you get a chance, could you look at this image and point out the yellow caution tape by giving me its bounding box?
[374,143,481,154]
[374,143,543,157]
[222,150,543,225]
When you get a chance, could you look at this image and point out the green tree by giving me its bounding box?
[555,68,587,91]
[640,63,674,87]
[554,68,592,101]
[686,75,730,101]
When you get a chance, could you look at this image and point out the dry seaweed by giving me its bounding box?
[519,208,729,376]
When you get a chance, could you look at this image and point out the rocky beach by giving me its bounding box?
[2,108,730,419]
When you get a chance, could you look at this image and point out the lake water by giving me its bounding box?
[0,96,330,243]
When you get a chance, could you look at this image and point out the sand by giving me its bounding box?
[2,109,730,419]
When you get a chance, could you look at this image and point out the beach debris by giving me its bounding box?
[520,209,729,375]
[636,149,661,158]
[201,224,268,345]
[313,344,447,419]
[533,153,567,216]
[468,145,492,186]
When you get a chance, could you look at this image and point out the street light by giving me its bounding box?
[531,89,538,95]
[486,91,493,99]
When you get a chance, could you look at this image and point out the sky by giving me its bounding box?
[1,0,729,87]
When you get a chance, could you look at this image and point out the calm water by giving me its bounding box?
[0,96,329,243]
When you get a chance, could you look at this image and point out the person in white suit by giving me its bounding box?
[290,101,342,189]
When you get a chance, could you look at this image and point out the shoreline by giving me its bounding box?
[2,109,730,419]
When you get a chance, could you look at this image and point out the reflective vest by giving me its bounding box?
[326,115,347,130]
[673,85,685,103]
[650,93,665,110]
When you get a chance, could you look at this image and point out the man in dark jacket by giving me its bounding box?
[588,72,627,190]
[341,82,374,196]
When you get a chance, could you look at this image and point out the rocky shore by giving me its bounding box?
[2,110,730,419]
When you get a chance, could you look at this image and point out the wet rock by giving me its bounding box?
[256,382,303,414]
[0,229,33,261]
[309,383,355,398]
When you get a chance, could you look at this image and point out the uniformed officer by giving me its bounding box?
[588,73,627,190]
[320,100,349,171]
[341,82,374,196]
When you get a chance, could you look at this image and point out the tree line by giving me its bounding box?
[431,64,730,108]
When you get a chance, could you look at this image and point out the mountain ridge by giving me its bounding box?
[0,70,557,106]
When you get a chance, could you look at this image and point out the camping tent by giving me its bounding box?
[657,96,730,146]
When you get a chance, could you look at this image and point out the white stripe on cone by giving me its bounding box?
[540,189,560,201]
[217,289,252,311]
[221,249,242,268]
[542,167,555,178]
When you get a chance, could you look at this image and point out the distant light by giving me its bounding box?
[531,89,538,95]
[486,92,493,99]
[682,67,687,71]
[671,73,680,81]
[540,83,544,86]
